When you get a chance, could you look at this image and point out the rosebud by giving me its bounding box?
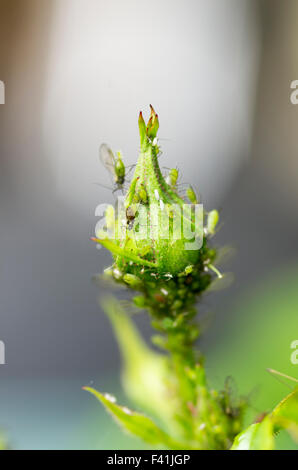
[94,106,217,280]
[118,107,204,274]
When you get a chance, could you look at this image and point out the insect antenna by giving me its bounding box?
[93,182,114,191]
[267,368,298,390]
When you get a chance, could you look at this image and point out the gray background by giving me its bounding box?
[0,0,298,449]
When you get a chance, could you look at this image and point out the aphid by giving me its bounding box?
[154,293,166,303]
[151,272,158,279]
[166,168,179,190]
[184,265,194,275]
[123,273,142,289]
[99,143,125,191]
[186,185,198,204]
[207,209,219,235]
[164,273,173,280]
[133,183,148,204]
[126,206,135,230]
[254,412,268,424]
[137,185,148,204]
[112,268,122,280]
[139,245,152,258]
[220,376,241,418]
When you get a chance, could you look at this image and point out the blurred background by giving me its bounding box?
[0,0,297,449]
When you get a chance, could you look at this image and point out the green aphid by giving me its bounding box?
[186,185,198,204]
[127,177,139,204]
[139,245,150,256]
[100,143,126,190]
[167,168,179,189]
[133,184,148,204]
[184,265,194,275]
[123,273,143,289]
[103,266,113,277]
[137,185,148,204]
[133,295,146,308]
[207,209,219,235]
[115,151,125,184]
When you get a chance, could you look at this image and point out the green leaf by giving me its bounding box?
[91,237,157,268]
[232,387,298,450]
[101,297,175,425]
[231,416,274,450]
[83,387,188,449]
[272,387,298,442]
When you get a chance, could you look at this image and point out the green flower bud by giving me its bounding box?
[112,106,205,275]
[93,107,220,311]
[146,104,159,140]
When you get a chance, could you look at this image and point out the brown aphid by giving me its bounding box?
[187,401,197,417]
[154,293,166,304]
[126,206,135,229]
[253,412,268,424]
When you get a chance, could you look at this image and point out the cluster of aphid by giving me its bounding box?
[93,107,247,449]
[95,106,221,361]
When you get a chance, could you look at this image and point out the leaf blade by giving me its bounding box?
[272,387,298,442]
[231,416,274,450]
[91,238,157,268]
[83,387,191,449]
